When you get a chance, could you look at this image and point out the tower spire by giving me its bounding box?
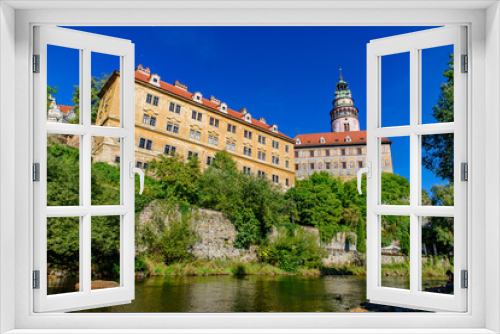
[339,67,343,81]
[330,69,360,133]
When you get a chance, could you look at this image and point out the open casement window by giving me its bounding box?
[33,26,136,312]
[365,26,467,312]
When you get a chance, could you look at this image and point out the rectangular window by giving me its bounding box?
[326,162,331,169]
[272,140,279,149]
[190,129,195,139]
[143,162,148,169]
[173,124,179,134]
[146,93,152,104]
[187,151,198,160]
[114,156,120,163]
[150,116,156,127]
[272,175,279,183]
[295,151,299,158]
[342,149,346,156]
[145,139,153,150]
[244,130,253,139]
[175,104,181,114]
[285,178,290,187]
[326,150,330,157]
[310,163,315,170]
[166,122,173,132]
[358,161,363,168]
[153,96,159,106]
[357,148,362,155]
[169,102,175,112]
[142,114,150,125]
[342,162,347,169]
[164,145,170,155]
[138,137,146,149]
[285,145,289,153]
[285,160,289,168]
[244,147,252,157]
[192,110,202,121]
[136,161,142,168]
[309,150,314,157]
[206,156,213,165]
[196,131,201,141]
[258,135,266,144]
[208,135,213,145]
[258,170,266,178]
[210,117,219,128]
[243,166,251,174]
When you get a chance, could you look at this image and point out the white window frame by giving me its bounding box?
[31,25,136,313]
[365,26,467,312]
[1,2,498,333]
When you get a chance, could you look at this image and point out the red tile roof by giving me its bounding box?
[294,131,392,147]
[59,105,73,115]
[133,69,293,141]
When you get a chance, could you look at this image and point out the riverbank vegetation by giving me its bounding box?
[47,138,454,278]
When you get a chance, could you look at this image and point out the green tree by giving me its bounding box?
[148,153,201,205]
[422,54,454,182]
[356,218,366,253]
[286,172,343,242]
[70,74,110,124]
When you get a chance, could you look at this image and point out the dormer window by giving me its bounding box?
[345,135,352,143]
[244,113,252,123]
[271,124,278,133]
[296,138,301,145]
[149,74,161,87]
[219,102,228,113]
[320,136,325,144]
[193,92,203,103]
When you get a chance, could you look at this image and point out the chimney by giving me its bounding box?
[136,64,151,76]
[239,107,247,114]
[210,95,221,105]
[174,81,188,91]
[258,117,266,124]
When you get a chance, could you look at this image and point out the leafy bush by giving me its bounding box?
[260,227,326,272]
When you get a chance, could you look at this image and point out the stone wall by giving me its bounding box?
[137,203,258,262]
[138,202,409,266]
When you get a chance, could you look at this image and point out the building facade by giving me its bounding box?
[294,71,393,180]
[94,65,296,188]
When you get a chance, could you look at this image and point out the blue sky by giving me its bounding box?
[49,26,453,192]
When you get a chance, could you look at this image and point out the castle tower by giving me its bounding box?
[330,69,360,132]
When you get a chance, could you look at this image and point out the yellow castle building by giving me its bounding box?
[94,65,296,188]
[294,71,393,180]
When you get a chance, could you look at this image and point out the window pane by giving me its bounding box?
[91,136,121,206]
[47,217,80,295]
[421,216,454,295]
[91,215,121,290]
[92,52,120,127]
[47,45,80,124]
[380,136,409,205]
[47,134,80,206]
[421,45,454,124]
[381,52,410,127]
[381,215,410,290]
[421,133,454,206]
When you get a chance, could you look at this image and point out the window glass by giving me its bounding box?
[91,136,121,206]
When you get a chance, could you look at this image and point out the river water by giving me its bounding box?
[60,275,449,313]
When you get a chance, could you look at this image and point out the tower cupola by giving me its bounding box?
[330,68,360,133]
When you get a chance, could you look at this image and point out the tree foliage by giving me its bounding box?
[422,54,454,182]
[70,74,110,124]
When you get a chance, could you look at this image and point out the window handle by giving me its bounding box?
[129,162,145,194]
[357,162,371,195]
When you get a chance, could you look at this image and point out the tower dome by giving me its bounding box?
[330,69,360,133]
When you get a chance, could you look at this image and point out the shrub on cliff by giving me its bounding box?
[260,227,326,272]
